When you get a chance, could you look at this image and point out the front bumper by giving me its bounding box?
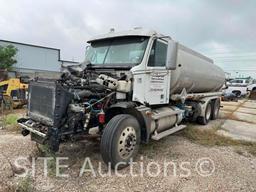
[18,118,61,151]
[18,122,47,138]
[18,118,48,145]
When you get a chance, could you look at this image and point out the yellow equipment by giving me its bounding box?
[0,78,28,109]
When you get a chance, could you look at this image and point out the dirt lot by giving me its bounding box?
[0,101,256,192]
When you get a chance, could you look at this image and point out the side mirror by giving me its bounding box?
[166,39,178,70]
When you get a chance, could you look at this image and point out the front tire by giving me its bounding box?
[100,114,141,169]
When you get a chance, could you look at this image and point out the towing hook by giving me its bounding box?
[21,128,30,136]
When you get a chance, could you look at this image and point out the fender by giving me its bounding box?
[106,102,152,143]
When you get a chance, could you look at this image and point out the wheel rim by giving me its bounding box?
[206,104,211,121]
[118,126,137,159]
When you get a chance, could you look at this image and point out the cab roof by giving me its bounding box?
[87,29,158,43]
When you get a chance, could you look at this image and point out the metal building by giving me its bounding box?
[0,39,78,78]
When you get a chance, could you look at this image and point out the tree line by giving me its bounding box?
[0,45,18,70]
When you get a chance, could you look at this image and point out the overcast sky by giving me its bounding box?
[0,0,255,77]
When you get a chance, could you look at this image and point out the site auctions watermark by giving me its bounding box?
[12,156,215,178]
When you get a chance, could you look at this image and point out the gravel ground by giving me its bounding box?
[0,123,256,192]
[1,106,256,192]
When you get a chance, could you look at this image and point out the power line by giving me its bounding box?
[212,55,256,58]
[202,50,256,54]
[214,59,256,61]
[224,69,256,71]
[208,52,256,55]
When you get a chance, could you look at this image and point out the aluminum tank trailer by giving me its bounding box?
[18,28,225,169]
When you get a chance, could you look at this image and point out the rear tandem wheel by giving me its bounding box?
[197,101,212,125]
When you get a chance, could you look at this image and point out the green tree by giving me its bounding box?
[0,45,18,70]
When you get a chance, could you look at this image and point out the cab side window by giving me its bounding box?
[148,40,167,67]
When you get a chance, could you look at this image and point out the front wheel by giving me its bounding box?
[100,114,141,169]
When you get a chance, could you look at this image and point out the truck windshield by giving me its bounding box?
[85,36,149,65]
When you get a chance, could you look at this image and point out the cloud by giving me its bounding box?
[0,0,255,77]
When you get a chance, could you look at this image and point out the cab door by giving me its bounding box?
[143,39,170,105]
[132,38,177,105]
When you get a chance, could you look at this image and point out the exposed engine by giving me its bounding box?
[18,64,132,151]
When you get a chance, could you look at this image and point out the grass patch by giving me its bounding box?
[0,114,20,131]
[4,114,19,125]
[182,127,239,146]
[36,144,55,157]
[16,175,34,192]
[181,126,256,156]
[36,144,57,177]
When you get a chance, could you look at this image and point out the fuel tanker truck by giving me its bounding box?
[18,29,225,169]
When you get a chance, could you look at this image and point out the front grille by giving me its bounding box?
[29,84,54,118]
[28,79,73,127]
[28,81,56,126]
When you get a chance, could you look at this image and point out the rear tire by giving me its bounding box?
[197,102,212,125]
[100,114,141,169]
[211,99,220,120]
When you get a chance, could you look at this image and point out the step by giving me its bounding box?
[151,124,186,140]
